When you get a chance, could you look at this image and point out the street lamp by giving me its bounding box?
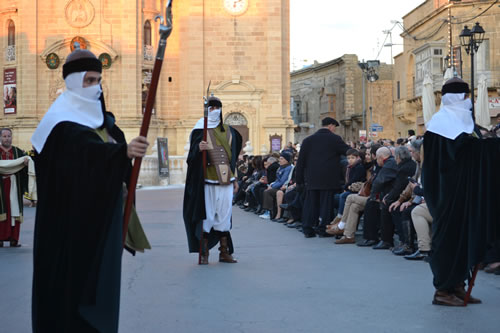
[459,22,485,118]
[358,60,380,139]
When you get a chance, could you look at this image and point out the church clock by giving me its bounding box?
[223,0,249,16]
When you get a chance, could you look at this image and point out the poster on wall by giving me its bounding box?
[3,69,16,114]
[157,137,169,178]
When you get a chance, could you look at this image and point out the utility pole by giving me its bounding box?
[448,3,453,68]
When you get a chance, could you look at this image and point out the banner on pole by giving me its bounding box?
[157,137,169,177]
[3,69,16,114]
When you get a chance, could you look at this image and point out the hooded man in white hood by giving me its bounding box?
[183,96,242,265]
[31,46,149,332]
[423,77,500,307]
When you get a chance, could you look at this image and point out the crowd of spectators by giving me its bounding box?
[233,133,500,275]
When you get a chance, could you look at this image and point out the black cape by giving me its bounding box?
[32,115,131,333]
[423,131,500,291]
[183,126,242,253]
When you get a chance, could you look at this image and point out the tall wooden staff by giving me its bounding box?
[198,81,211,264]
[122,0,174,245]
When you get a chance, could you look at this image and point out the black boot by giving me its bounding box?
[393,220,414,255]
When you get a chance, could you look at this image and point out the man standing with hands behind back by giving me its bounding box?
[295,117,350,238]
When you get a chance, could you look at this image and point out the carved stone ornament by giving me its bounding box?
[49,72,66,104]
[99,53,112,69]
[70,36,88,51]
[224,112,248,126]
[65,0,95,28]
[46,53,60,70]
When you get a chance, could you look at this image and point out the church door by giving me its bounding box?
[225,113,249,154]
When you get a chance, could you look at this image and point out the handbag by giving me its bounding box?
[358,173,376,197]
[348,182,364,193]
[358,181,372,197]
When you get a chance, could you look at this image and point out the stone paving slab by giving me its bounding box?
[1,187,499,332]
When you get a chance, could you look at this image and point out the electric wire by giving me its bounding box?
[398,0,499,41]
[451,0,499,25]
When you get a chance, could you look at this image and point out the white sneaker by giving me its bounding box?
[259,211,271,219]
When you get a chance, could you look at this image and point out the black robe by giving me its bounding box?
[423,131,500,291]
[183,126,242,254]
[32,115,131,332]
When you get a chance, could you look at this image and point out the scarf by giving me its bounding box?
[426,93,474,140]
[31,72,104,153]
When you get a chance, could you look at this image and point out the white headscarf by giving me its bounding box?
[426,93,474,140]
[192,108,222,130]
[31,72,104,153]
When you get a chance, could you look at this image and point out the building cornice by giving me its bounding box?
[291,56,346,77]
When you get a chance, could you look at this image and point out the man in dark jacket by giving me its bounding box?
[295,117,350,237]
[357,146,398,247]
[375,146,417,249]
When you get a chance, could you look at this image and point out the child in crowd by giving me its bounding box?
[328,149,366,234]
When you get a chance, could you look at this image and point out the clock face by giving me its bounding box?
[223,0,249,16]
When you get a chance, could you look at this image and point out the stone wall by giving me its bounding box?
[291,55,395,143]
[0,0,293,159]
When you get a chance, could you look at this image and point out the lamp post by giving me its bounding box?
[459,22,485,119]
[358,60,380,139]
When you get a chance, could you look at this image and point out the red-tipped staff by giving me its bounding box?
[122,1,173,245]
[463,264,480,306]
[198,81,211,264]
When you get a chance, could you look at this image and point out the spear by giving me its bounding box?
[122,0,173,245]
[199,81,211,264]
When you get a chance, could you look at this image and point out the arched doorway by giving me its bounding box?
[225,113,249,153]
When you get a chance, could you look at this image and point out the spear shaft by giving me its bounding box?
[122,1,173,245]
[199,81,211,264]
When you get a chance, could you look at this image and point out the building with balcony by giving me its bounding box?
[393,0,500,136]
[291,55,395,143]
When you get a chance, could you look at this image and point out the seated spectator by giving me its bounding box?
[374,146,416,250]
[332,144,382,244]
[388,140,423,256]
[238,156,264,209]
[259,153,293,219]
[253,156,279,214]
[357,147,398,247]
[331,149,366,225]
[272,162,296,222]
[403,202,432,261]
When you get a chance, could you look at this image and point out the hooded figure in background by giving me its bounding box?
[423,77,500,306]
[183,96,242,265]
[31,46,149,332]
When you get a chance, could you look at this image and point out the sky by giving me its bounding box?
[290,0,425,70]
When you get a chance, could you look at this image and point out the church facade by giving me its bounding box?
[0,0,293,155]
